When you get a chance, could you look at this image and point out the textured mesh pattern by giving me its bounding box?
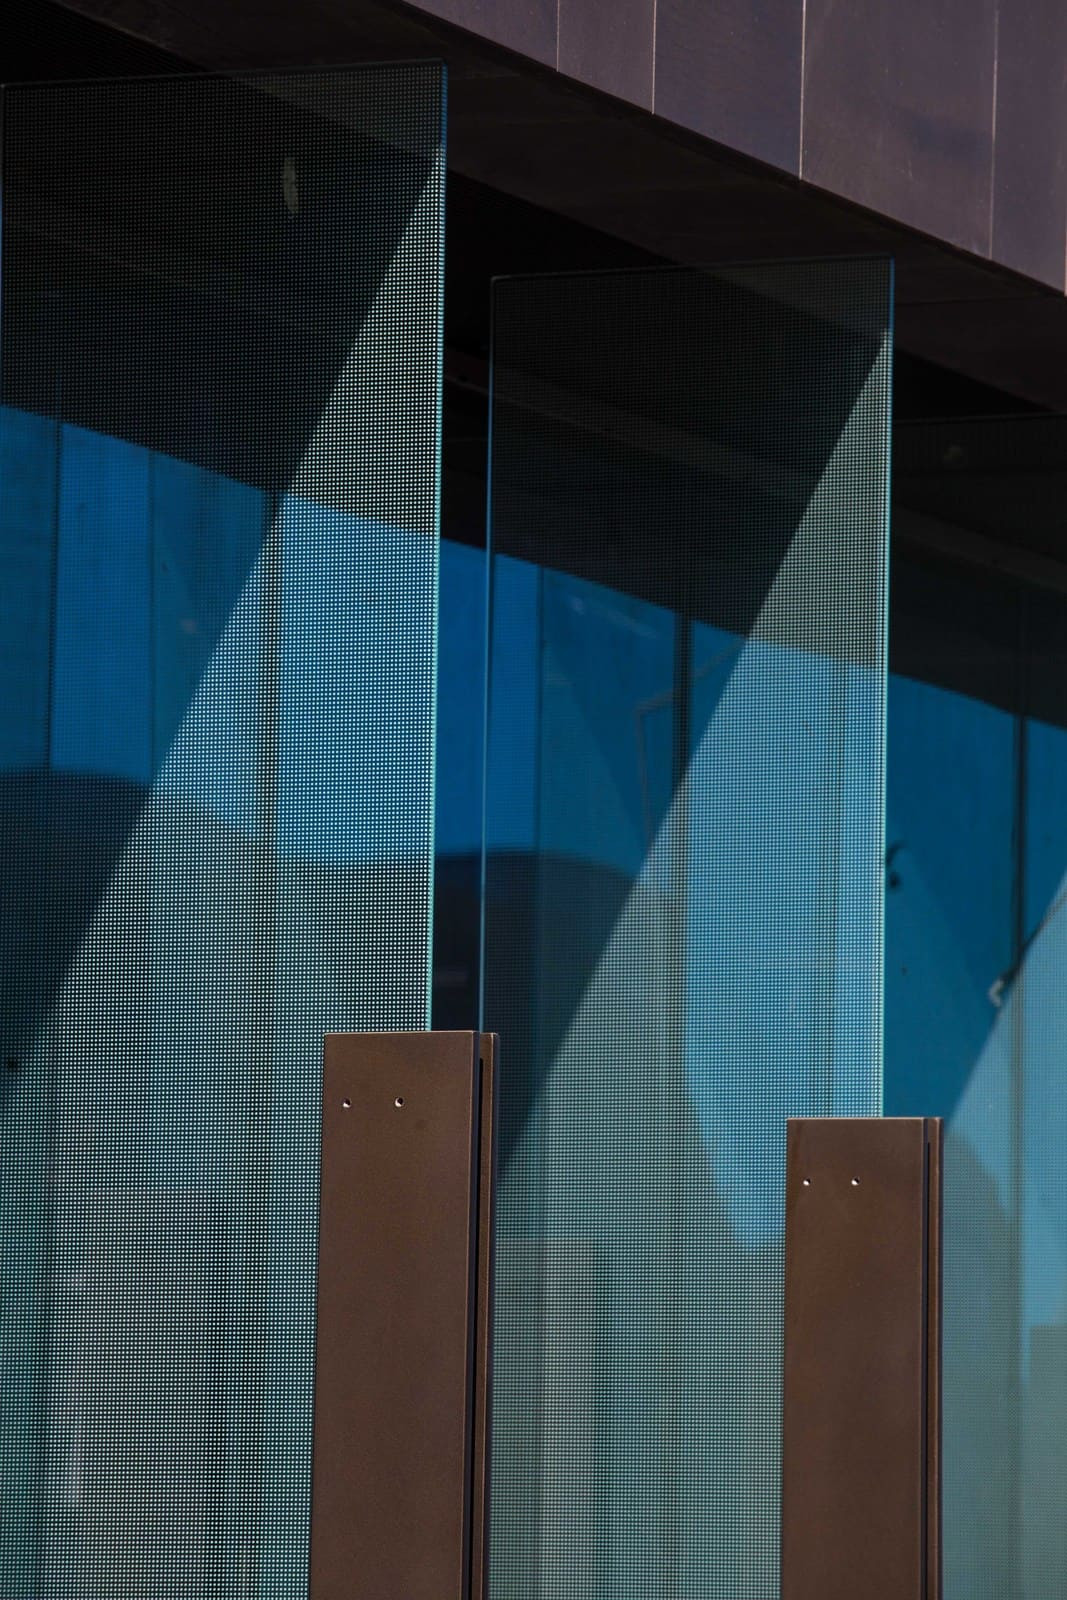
[485,261,891,1598]
[888,418,1067,1598]
[0,66,444,1598]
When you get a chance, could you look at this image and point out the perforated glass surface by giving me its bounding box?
[484,261,891,1598]
[0,66,444,1597]
[889,415,1067,1599]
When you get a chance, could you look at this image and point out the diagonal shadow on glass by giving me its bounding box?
[887,422,1067,1600]
[484,260,891,1598]
[0,67,443,1600]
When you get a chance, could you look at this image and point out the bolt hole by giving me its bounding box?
[802,1178,811,1187]
[851,1177,860,1187]
[342,1098,351,1110]
[394,1096,405,1108]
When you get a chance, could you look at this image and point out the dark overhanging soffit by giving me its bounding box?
[48,0,1067,413]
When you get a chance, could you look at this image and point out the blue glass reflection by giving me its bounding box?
[483,555,539,854]
[884,673,1015,1126]
[435,539,487,856]
[0,399,441,1598]
[884,564,1067,1599]
[0,412,60,770]
[0,411,440,863]
[687,626,882,1246]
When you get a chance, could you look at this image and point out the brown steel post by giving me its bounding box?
[309,1031,497,1600]
[781,1116,943,1600]
[469,1031,497,1600]
[925,1116,943,1600]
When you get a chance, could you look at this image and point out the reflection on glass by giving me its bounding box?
[1020,592,1067,1599]
[485,260,891,1597]
[0,66,444,1599]
[890,417,1067,1598]
[885,557,1018,1597]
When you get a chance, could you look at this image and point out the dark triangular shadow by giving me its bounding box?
[0,70,440,1092]
[485,260,890,1175]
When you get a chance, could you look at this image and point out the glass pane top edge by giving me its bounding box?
[0,58,446,94]
[490,252,894,291]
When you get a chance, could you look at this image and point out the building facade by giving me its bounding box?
[2,1,1067,1596]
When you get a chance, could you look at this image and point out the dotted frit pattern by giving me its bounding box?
[0,65,444,1599]
[485,260,891,1600]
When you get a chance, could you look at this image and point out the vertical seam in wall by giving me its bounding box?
[798,0,808,177]
[651,0,658,114]
[556,0,560,71]
[988,0,1000,257]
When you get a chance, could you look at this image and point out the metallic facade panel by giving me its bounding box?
[802,0,996,258]
[782,1117,942,1600]
[990,0,1067,289]
[558,0,654,110]
[35,0,1067,315]
[399,0,558,66]
[653,0,802,172]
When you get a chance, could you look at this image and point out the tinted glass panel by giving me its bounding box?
[485,260,891,1598]
[0,66,444,1598]
[885,551,1019,1595]
[890,415,1067,1599]
[1020,587,1067,1598]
